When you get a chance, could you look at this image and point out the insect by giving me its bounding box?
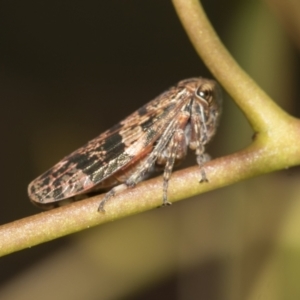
[28,78,222,212]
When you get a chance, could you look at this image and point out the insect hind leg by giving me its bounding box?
[98,183,128,212]
[98,155,155,212]
[99,111,191,212]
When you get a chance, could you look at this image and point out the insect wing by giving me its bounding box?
[28,93,181,205]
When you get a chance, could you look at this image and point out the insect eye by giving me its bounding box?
[196,87,212,102]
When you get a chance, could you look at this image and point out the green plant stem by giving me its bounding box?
[0,144,267,257]
[172,0,293,132]
[172,0,300,167]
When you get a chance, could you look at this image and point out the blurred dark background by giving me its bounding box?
[0,1,300,299]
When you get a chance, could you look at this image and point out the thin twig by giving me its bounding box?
[172,0,292,131]
[0,145,268,257]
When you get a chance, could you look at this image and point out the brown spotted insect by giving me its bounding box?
[28,78,222,212]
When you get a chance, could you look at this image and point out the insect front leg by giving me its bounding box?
[189,107,210,182]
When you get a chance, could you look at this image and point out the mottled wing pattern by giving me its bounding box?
[28,83,187,205]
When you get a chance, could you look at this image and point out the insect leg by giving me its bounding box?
[97,155,153,212]
[98,112,190,211]
[190,104,210,182]
[161,128,186,206]
[98,183,128,212]
[124,126,177,188]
